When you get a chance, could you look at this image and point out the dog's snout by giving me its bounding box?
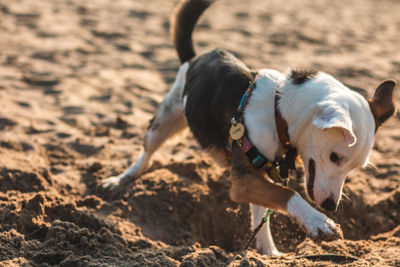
[321,197,337,212]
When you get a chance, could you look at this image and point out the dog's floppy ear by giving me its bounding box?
[313,104,356,147]
[368,80,396,131]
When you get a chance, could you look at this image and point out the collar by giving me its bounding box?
[226,79,297,185]
[274,90,298,179]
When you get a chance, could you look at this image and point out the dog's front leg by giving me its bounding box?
[285,192,343,241]
[230,146,342,249]
[250,204,283,256]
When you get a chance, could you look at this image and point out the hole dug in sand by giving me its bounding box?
[115,159,253,252]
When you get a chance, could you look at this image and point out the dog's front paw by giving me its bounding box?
[287,193,343,241]
[301,211,343,241]
[256,242,285,257]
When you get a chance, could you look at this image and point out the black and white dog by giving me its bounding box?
[103,0,396,255]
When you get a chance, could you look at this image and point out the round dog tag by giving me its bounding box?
[230,122,245,140]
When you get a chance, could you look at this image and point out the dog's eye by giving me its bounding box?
[330,152,342,164]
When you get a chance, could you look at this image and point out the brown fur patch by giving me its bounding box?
[290,70,318,84]
[368,80,396,131]
[229,145,295,211]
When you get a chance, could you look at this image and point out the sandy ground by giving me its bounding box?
[0,0,400,266]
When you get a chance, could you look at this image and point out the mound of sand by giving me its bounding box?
[0,0,399,265]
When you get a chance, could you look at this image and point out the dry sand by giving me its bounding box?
[0,0,400,266]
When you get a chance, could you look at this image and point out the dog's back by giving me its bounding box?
[172,0,256,151]
[183,50,255,151]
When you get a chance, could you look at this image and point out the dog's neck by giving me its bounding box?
[244,69,322,161]
[244,69,287,161]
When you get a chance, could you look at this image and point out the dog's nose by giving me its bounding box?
[321,197,337,212]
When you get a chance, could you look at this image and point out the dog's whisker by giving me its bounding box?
[362,162,378,173]
[341,192,350,200]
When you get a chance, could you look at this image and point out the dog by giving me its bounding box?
[103,0,396,256]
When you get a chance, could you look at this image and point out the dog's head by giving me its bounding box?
[296,77,396,212]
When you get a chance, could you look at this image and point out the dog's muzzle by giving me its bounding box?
[307,159,315,201]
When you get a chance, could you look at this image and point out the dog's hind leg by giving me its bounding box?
[102,63,189,189]
[250,204,283,256]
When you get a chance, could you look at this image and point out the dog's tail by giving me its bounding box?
[171,0,216,64]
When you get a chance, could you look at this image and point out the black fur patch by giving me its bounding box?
[307,158,315,201]
[290,70,317,84]
[143,115,158,149]
[171,0,215,63]
[183,49,256,151]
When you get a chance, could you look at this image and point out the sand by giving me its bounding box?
[0,0,400,266]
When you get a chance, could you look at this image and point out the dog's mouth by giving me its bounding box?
[307,158,315,201]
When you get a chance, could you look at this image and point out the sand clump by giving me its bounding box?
[1,0,400,266]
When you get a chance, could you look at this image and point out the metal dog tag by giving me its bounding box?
[230,122,245,140]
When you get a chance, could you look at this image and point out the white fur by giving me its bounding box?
[313,102,357,146]
[287,193,338,238]
[285,73,375,206]
[182,95,188,110]
[251,204,283,256]
[244,69,285,160]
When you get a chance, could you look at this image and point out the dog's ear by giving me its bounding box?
[368,80,396,131]
[313,104,356,147]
